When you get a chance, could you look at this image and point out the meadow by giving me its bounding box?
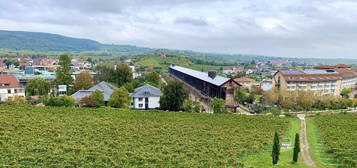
[0,105,289,167]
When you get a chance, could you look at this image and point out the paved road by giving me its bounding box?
[297,114,316,167]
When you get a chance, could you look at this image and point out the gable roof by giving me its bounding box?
[169,65,231,86]
[0,74,20,88]
[71,81,117,101]
[71,90,93,101]
[278,69,343,82]
[234,78,253,83]
[131,84,161,98]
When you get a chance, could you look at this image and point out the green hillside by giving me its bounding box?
[0,105,289,167]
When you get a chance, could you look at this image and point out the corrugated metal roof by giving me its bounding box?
[169,65,230,86]
[131,84,161,98]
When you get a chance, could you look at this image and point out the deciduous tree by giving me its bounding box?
[159,80,188,111]
[55,54,73,87]
[113,63,133,87]
[146,71,160,87]
[108,87,131,108]
[80,90,104,107]
[25,78,51,96]
[73,72,94,92]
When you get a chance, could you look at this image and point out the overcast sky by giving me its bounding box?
[0,0,356,58]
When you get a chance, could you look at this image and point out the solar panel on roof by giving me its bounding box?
[280,70,303,75]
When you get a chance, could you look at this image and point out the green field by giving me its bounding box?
[315,114,357,168]
[0,105,289,167]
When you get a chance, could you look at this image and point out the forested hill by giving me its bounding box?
[0,30,103,51]
[0,30,154,53]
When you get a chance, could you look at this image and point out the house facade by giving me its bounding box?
[131,84,161,110]
[0,75,25,101]
[234,78,253,88]
[272,67,357,96]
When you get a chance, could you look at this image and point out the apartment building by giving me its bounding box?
[272,68,357,96]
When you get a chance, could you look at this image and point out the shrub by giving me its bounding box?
[80,90,104,108]
[5,96,26,105]
[108,87,131,108]
[211,98,229,114]
[182,99,204,113]
[341,88,352,98]
[45,95,75,107]
[263,108,281,117]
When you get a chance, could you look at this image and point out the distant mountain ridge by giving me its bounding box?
[0,30,153,53]
[0,30,102,51]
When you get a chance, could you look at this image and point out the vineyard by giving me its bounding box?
[315,114,357,167]
[0,105,289,167]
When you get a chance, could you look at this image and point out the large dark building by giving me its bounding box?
[169,65,240,106]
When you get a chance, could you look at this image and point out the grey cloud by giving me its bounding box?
[174,17,208,26]
[0,0,356,58]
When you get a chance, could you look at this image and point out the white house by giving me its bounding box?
[0,74,25,102]
[131,84,161,110]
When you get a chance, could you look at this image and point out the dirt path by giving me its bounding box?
[297,114,316,167]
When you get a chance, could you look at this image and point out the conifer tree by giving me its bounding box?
[292,133,300,163]
[272,131,280,165]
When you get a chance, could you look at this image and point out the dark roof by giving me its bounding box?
[169,65,231,86]
[71,81,117,101]
[131,84,160,98]
[71,90,93,100]
[0,75,20,88]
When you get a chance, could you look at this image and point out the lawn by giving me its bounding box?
[0,105,289,167]
[240,118,309,168]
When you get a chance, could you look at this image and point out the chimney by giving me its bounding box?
[208,70,217,79]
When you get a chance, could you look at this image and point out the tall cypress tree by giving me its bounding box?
[292,133,300,163]
[272,131,280,165]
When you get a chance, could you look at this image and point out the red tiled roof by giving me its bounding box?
[0,75,20,88]
[314,64,351,69]
[282,73,342,82]
[313,65,336,69]
[223,66,234,70]
[334,69,357,79]
[234,78,253,82]
[336,64,351,68]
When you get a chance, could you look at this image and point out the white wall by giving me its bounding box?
[132,96,160,109]
[148,97,160,109]
[0,88,25,102]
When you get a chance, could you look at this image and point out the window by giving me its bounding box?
[138,98,143,101]
[139,104,143,108]
[14,89,17,93]
[7,89,11,94]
